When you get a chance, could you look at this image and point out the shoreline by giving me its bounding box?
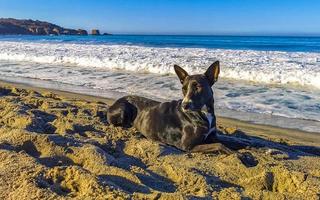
[0,79,319,147]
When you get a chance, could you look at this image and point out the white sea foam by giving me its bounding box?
[0,41,320,89]
[0,41,320,130]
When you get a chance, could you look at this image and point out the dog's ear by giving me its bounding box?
[174,65,189,84]
[205,61,220,86]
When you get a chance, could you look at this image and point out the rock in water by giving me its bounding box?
[91,29,101,35]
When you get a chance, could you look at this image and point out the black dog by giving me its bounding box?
[108,61,232,153]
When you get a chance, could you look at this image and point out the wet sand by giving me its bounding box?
[0,81,319,199]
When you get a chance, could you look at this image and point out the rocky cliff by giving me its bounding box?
[0,18,88,35]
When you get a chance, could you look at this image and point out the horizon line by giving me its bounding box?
[107,32,320,37]
[2,17,320,37]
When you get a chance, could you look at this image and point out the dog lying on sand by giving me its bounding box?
[107,61,233,154]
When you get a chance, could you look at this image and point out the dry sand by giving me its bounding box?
[0,81,319,200]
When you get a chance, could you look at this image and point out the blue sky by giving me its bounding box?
[0,0,320,35]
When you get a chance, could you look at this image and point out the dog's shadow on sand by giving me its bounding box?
[124,127,320,161]
[216,129,320,160]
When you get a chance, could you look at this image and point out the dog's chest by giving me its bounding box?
[203,112,216,140]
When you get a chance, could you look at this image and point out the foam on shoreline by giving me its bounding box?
[0,41,319,89]
[0,41,319,130]
[1,76,320,133]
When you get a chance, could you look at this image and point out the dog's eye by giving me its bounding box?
[196,85,202,91]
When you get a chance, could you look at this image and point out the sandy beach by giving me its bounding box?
[1,1,320,199]
[0,80,319,200]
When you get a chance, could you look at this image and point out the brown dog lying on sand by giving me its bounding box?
[107,61,233,154]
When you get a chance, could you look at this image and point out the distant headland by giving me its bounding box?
[0,18,110,36]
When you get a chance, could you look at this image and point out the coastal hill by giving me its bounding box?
[0,18,89,35]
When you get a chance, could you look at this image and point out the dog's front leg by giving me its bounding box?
[190,143,234,154]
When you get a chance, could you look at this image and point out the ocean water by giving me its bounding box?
[0,35,319,132]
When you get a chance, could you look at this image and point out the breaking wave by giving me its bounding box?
[0,41,319,89]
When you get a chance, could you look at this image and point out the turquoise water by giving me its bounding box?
[1,35,320,52]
